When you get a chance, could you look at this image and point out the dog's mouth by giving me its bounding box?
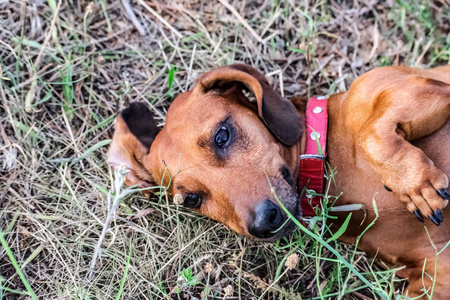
[253,222,300,244]
[255,221,297,243]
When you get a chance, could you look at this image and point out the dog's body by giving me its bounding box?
[323,66,450,297]
[108,65,450,297]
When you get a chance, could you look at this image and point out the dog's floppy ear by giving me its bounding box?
[107,103,157,189]
[195,64,302,146]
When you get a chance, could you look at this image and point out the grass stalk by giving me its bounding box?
[0,232,38,300]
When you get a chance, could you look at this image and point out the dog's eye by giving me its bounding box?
[184,193,202,208]
[215,126,229,148]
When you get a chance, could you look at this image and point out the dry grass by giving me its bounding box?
[0,0,449,299]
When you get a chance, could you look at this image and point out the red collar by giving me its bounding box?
[299,96,328,219]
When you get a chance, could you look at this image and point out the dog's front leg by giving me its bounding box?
[357,80,450,224]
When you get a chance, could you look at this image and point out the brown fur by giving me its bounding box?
[107,64,450,298]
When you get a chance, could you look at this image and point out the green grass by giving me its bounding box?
[0,0,449,299]
[0,231,37,299]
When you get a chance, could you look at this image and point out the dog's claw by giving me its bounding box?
[414,210,425,223]
[429,214,441,226]
[434,209,444,223]
[384,185,392,192]
[438,188,450,200]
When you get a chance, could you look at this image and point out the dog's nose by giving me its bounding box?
[249,200,284,239]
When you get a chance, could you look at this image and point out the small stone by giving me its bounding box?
[285,253,299,270]
[173,193,183,205]
[224,285,234,296]
[204,263,214,274]
[85,2,94,14]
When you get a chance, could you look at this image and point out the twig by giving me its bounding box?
[88,165,132,278]
[266,69,284,97]
[24,0,62,113]
[367,21,380,61]
[219,0,263,43]
[312,54,335,76]
[136,0,182,38]
[32,0,61,72]
[415,39,433,66]
[122,0,146,36]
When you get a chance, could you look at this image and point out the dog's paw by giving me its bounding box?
[384,164,449,226]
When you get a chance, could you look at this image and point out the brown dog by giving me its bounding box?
[107,64,450,298]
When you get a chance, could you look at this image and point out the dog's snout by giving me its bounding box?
[249,200,284,239]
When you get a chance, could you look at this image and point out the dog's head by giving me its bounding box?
[107,64,304,241]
